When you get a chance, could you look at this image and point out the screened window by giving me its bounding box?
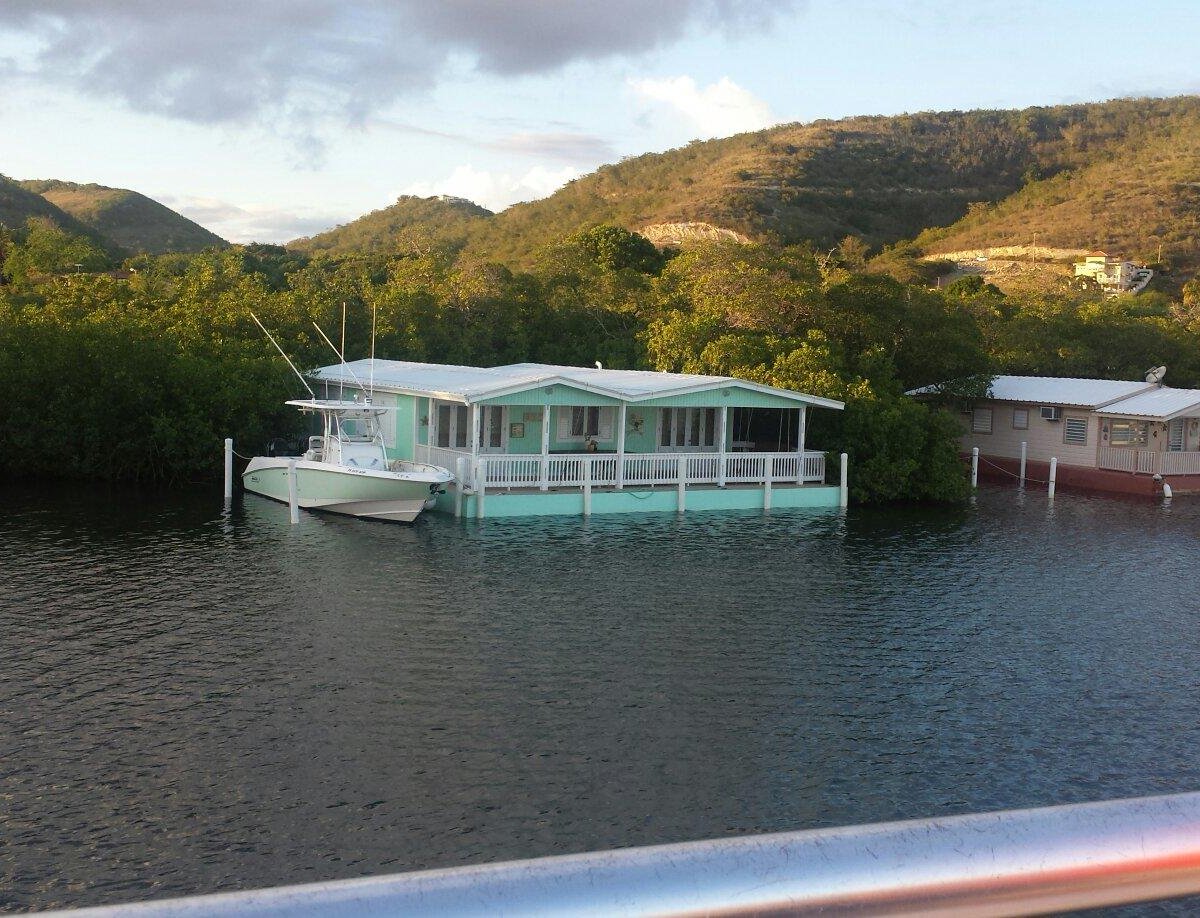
[1012,408,1029,430]
[1109,420,1148,447]
[1064,417,1088,446]
[557,406,614,441]
[971,408,993,434]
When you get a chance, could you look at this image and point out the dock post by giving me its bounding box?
[1048,457,1057,500]
[582,458,592,517]
[763,474,772,510]
[286,459,299,524]
[223,438,233,504]
[1020,441,1027,487]
[971,447,979,488]
[839,452,849,508]
[454,456,467,518]
[475,458,486,520]
[677,459,687,513]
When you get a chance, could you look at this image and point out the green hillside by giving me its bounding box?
[287,96,1200,275]
[289,194,493,256]
[19,179,226,255]
[0,174,107,246]
[917,101,1200,267]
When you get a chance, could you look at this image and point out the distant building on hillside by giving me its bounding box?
[1073,252,1138,292]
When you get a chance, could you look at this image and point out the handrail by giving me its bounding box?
[57,791,1200,916]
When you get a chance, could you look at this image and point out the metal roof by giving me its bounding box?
[311,359,843,409]
[1097,387,1200,420]
[905,375,1157,408]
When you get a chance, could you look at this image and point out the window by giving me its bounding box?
[1064,417,1088,446]
[1109,419,1148,447]
[659,407,717,449]
[557,406,614,441]
[1012,408,1029,430]
[971,408,993,434]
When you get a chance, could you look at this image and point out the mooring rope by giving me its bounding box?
[977,455,1051,485]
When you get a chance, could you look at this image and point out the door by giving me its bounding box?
[657,408,717,452]
[480,406,508,453]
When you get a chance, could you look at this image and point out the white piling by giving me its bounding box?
[286,459,299,524]
[677,460,687,513]
[223,438,234,504]
[1048,457,1058,500]
[1020,441,1028,487]
[1163,482,1174,500]
[454,456,467,518]
[475,458,486,520]
[763,475,773,510]
[971,447,979,488]
[582,458,592,517]
[839,453,849,508]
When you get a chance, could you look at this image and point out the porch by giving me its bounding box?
[1097,446,1200,476]
[414,445,828,491]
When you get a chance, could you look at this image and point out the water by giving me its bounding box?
[3,483,1199,912]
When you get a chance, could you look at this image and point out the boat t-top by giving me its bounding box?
[242,397,453,523]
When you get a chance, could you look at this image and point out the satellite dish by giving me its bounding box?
[1145,365,1167,384]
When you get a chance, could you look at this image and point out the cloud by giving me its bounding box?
[0,1,795,127]
[402,164,580,212]
[630,75,776,138]
[492,132,616,163]
[159,194,347,244]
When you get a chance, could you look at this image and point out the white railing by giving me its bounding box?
[1098,447,1200,476]
[70,791,1200,916]
[413,443,473,473]
[432,450,827,491]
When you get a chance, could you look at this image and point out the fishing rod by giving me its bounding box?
[248,310,316,399]
[312,320,370,396]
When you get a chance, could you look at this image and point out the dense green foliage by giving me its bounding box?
[8,219,1200,504]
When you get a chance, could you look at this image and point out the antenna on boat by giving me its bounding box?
[312,320,371,396]
[339,300,346,402]
[248,310,315,399]
[369,300,377,403]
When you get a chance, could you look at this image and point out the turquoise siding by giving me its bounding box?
[636,389,813,410]
[441,484,841,519]
[480,384,621,407]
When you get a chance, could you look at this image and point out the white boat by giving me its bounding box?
[242,399,454,522]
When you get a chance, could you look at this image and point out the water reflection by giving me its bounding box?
[2,482,1199,911]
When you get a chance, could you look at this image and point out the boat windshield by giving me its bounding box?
[335,413,380,442]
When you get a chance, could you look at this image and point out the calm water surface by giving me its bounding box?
[3,483,1200,912]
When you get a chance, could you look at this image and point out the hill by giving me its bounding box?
[19,179,226,255]
[916,101,1200,270]
[288,96,1200,277]
[289,194,493,256]
[0,174,108,246]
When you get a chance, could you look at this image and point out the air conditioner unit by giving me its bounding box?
[1040,406,1062,422]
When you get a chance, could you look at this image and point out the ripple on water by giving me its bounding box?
[1,482,1199,911]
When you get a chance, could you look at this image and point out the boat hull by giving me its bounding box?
[242,458,449,522]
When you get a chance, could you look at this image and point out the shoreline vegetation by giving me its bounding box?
[4,220,1200,504]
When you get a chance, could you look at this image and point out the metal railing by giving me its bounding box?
[414,446,827,491]
[61,792,1200,916]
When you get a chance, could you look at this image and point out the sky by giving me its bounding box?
[1,0,1199,244]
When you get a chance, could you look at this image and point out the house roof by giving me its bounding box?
[312,359,845,409]
[907,375,1156,408]
[1098,387,1200,420]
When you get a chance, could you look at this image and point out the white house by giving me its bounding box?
[912,374,1200,495]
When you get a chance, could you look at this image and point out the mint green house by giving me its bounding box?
[312,360,847,518]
